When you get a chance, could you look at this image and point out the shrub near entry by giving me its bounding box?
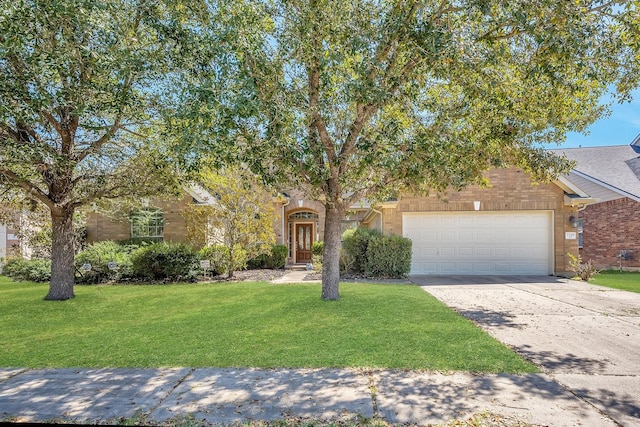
[131,243,200,281]
[246,244,288,270]
[366,235,412,278]
[198,244,248,277]
[341,228,412,278]
[342,228,381,274]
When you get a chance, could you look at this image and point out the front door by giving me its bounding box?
[295,224,313,263]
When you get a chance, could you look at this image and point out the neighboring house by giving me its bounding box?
[87,167,587,276]
[551,140,640,271]
[0,205,26,260]
[0,224,21,259]
[1,215,24,273]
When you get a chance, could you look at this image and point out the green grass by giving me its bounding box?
[0,276,536,373]
[591,270,640,293]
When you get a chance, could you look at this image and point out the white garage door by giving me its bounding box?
[403,211,552,275]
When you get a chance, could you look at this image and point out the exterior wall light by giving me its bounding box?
[569,215,579,228]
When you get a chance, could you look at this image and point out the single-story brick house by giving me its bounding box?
[551,138,640,271]
[86,166,590,277]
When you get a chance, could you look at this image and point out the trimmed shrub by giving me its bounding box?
[312,254,323,272]
[246,253,267,270]
[265,245,288,269]
[246,245,288,270]
[312,241,324,256]
[199,245,231,275]
[365,235,412,278]
[311,241,324,272]
[2,258,51,282]
[131,243,200,281]
[341,227,381,273]
[199,244,248,276]
[75,241,138,283]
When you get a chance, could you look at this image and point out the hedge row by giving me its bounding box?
[1,241,288,284]
[341,227,412,278]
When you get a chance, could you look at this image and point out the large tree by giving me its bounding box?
[0,0,197,300]
[178,0,635,300]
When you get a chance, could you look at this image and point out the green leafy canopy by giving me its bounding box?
[176,0,635,204]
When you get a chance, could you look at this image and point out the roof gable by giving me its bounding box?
[632,134,640,153]
[550,144,640,202]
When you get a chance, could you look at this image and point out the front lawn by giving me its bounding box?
[591,270,640,293]
[0,277,536,373]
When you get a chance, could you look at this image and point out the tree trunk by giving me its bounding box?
[45,206,76,301]
[321,206,344,300]
[227,244,235,279]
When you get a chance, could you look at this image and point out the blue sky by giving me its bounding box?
[556,88,640,148]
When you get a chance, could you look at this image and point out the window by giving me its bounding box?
[288,211,319,219]
[577,219,583,249]
[131,208,164,241]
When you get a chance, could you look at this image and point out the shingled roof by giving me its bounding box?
[550,143,640,201]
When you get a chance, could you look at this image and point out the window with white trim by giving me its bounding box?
[131,208,164,241]
[577,219,583,249]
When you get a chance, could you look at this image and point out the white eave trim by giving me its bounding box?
[555,175,590,198]
[571,170,640,203]
[185,185,217,205]
[564,195,598,206]
[362,200,398,224]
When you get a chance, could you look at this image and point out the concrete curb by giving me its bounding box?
[0,368,616,426]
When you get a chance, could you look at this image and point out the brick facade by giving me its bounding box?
[379,169,579,275]
[86,169,582,274]
[86,193,194,245]
[579,197,640,270]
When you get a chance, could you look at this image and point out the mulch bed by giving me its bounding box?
[200,269,289,283]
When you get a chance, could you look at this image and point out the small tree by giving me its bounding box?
[184,166,276,278]
[567,253,600,281]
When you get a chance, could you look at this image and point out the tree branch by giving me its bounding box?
[74,119,123,162]
[306,5,338,174]
[0,167,53,209]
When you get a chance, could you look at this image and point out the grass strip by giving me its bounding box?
[590,270,640,294]
[0,277,536,373]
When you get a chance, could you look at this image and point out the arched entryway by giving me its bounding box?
[287,210,319,264]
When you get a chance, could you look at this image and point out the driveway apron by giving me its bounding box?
[414,275,640,427]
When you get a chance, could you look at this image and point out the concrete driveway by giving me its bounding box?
[413,275,640,427]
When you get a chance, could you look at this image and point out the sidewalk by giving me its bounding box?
[270,269,320,284]
[0,367,616,426]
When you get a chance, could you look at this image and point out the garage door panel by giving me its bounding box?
[476,263,493,274]
[459,247,473,256]
[441,217,457,227]
[495,263,511,273]
[403,211,552,275]
[440,263,456,273]
[494,247,510,257]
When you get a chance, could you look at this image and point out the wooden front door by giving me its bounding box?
[295,224,313,263]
